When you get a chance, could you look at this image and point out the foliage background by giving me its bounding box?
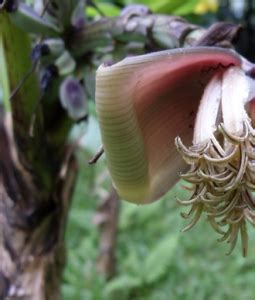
[63,1,255,299]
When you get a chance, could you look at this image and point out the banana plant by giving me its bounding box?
[0,0,251,299]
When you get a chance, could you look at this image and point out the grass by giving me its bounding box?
[63,150,255,300]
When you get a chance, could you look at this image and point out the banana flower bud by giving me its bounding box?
[96,47,241,203]
[95,47,255,255]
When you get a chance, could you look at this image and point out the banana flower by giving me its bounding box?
[95,47,255,255]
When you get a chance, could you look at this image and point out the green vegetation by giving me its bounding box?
[61,1,255,299]
[63,144,255,300]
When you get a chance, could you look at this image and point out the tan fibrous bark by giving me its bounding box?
[0,113,77,300]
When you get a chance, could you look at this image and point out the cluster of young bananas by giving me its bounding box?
[1,0,88,122]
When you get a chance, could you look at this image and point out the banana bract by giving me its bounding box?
[95,47,241,204]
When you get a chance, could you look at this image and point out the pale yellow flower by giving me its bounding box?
[194,0,218,15]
